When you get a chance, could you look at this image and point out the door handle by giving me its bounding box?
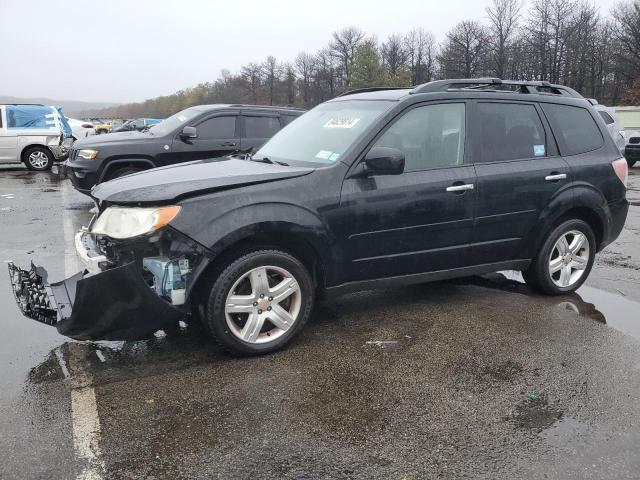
[221,141,237,147]
[446,183,474,193]
[545,173,567,182]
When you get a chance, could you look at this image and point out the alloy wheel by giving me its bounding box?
[28,151,49,169]
[224,265,302,344]
[548,230,590,288]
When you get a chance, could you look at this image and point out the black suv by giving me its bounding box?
[63,104,304,194]
[10,78,629,356]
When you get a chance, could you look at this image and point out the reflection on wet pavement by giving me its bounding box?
[469,271,640,339]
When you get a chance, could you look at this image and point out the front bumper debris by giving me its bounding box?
[50,138,74,160]
[8,261,183,341]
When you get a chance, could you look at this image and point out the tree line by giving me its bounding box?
[100,0,640,118]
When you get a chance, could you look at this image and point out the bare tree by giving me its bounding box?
[240,62,262,103]
[282,62,296,105]
[438,20,490,78]
[295,52,314,106]
[404,28,436,84]
[486,0,522,78]
[329,26,366,86]
[261,56,281,105]
[612,0,640,81]
[381,34,408,76]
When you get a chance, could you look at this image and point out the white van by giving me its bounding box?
[0,104,72,171]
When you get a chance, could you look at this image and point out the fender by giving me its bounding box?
[98,157,156,183]
[176,202,342,286]
[529,182,609,257]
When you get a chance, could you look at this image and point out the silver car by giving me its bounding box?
[593,103,626,154]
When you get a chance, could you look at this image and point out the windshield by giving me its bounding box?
[255,100,395,165]
[149,107,201,135]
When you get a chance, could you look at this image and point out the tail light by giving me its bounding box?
[612,157,628,187]
[81,123,93,128]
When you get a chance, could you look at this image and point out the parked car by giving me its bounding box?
[0,104,72,170]
[9,79,628,356]
[593,103,626,153]
[66,117,96,140]
[63,104,304,194]
[112,118,162,132]
[95,121,113,134]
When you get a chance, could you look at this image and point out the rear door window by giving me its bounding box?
[195,115,237,139]
[245,116,281,138]
[475,102,546,163]
[542,103,603,156]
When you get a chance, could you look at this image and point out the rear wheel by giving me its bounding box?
[23,147,53,171]
[523,219,596,295]
[204,250,314,356]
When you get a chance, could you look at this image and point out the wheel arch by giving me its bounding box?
[98,157,156,182]
[531,186,608,257]
[188,221,335,309]
[19,144,54,163]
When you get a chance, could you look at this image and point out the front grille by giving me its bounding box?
[69,148,78,160]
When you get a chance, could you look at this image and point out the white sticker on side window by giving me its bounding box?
[323,117,360,129]
[534,144,545,156]
[315,150,333,160]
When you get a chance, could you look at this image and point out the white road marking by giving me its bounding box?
[62,181,106,479]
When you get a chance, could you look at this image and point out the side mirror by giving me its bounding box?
[363,146,404,175]
[180,126,197,139]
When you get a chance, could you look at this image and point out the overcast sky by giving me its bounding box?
[0,0,621,104]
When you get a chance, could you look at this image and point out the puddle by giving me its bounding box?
[466,272,640,339]
[541,416,589,446]
[509,394,563,432]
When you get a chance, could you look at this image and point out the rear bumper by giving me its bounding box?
[8,261,183,341]
[601,196,629,249]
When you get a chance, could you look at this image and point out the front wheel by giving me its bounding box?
[108,166,143,180]
[205,250,314,356]
[523,219,596,295]
[627,158,637,168]
[23,147,53,171]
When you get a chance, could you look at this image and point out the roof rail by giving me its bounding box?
[410,78,583,98]
[337,86,410,97]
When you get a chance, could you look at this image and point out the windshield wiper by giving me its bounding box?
[250,155,289,166]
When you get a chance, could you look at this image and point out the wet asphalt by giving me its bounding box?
[1,166,640,479]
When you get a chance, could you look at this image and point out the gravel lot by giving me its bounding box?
[0,165,639,479]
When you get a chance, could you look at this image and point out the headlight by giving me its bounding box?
[91,206,181,239]
[77,149,99,160]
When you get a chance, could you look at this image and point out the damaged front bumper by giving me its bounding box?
[8,261,183,340]
[8,226,211,341]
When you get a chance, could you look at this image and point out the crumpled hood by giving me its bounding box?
[92,157,314,204]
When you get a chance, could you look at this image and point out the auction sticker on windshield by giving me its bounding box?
[324,117,360,128]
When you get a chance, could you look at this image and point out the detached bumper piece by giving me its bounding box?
[8,262,69,326]
[8,261,183,341]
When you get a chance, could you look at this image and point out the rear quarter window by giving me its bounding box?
[598,110,615,125]
[542,103,604,156]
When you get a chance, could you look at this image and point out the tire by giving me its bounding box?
[523,219,596,296]
[627,158,637,168]
[23,147,53,171]
[108,166,143,180]
[204,249,314,356]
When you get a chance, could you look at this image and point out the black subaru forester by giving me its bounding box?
[10,78,629,356]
